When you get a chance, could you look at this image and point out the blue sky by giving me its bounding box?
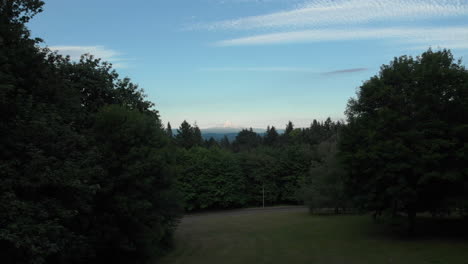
[29,0,468,128]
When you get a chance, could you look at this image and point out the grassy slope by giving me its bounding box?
[160,209,468,264]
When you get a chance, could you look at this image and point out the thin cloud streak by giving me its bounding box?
[200,67,369,75]
[192,0,468,31]
[323,68,368,75]
[214,26,468,49]
[48,45,130,69]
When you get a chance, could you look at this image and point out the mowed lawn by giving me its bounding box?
[159,207,468,264]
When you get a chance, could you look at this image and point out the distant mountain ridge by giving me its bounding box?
[171,127,285,141]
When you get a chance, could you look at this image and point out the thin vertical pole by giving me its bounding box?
[262,183,265,208]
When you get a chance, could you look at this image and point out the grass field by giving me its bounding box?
[159,207,468,264]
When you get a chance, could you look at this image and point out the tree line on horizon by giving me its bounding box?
[165,118,343,211]
[1,1,468,264]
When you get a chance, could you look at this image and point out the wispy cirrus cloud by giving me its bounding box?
[190,0,468,49]
[214,26,468,48]
[48,45,130,69]
[200,66,369,75]
[193,0,468,31]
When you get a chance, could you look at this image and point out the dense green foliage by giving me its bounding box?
[300,136,349,213]
[90,105,180,263]
[175,147,246,210]
[340,49,468,231]
[0,2,181,263]
[172,121,343,211]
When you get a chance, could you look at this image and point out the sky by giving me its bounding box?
[29,0,468,129]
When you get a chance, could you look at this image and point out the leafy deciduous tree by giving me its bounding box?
[340,49,468,232]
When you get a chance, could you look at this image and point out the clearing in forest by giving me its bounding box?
[160,206,468,264]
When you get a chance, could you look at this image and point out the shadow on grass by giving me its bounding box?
[307,210,468,241]
[408,216,468,240]
[364,214,468,241]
